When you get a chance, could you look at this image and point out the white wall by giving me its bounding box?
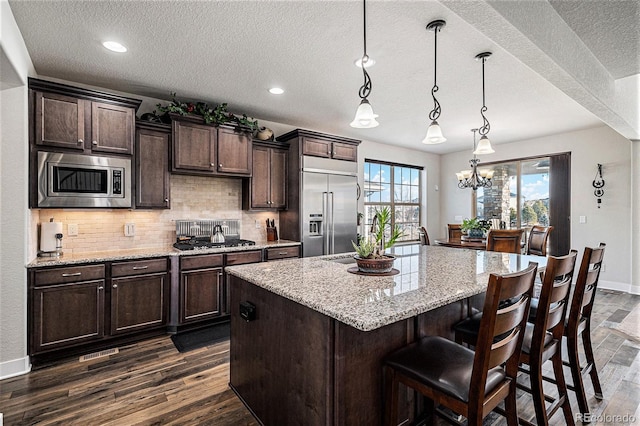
[0,0,36,377]
[357,140,441,241]
[441,125,634,293]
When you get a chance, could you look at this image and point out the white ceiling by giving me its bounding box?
[8,0,639,154]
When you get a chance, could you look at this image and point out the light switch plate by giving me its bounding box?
[124,223,136,237]
[579,216,586,224]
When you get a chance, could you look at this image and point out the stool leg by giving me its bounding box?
[529,358,549,425]
[383,366,399,426]
[567,334,590,416]
[504,378,519,426]
[582,327,603,399]
[552,349,575,426]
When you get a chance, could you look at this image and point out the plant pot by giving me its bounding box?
[468,229,485,239]
[354,255,396,274]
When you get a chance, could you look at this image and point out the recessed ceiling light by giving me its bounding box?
[354,57,375,68]
[269,87,284,95]
[102,41,127,53]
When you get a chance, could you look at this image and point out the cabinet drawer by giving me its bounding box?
[266,246,300,261]
[225,250,262,266]
[181,254,224,270]
[34,264,105,286]
[111,258,167,278]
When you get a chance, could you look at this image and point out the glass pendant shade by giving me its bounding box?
[473,135,495,154]
[350,99,379,128]
[422,120,446,144]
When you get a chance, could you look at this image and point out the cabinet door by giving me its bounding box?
[180,267,223,323]
[34,92,85,150]
[270,148,288,209]
[331,142,358,162]
[173,120,216,172]
[110,273,167,335]
[302,137,331,158]
[136,127,170,208]
[251,145,271,208]
[91,102,134,155]
[32,280,105,353]
[217,127,252,175]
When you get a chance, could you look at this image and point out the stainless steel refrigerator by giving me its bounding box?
[301,168,358,257]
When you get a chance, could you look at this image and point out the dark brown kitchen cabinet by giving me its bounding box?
[171,116,251,176]
[244,141,288,210]
[31,264,106,353]
[265,246,301,261]
[179,254,224,324]
[135,122,171,209]
[29,79,140,155]
[301,137,358,162]
[110,258,169,335]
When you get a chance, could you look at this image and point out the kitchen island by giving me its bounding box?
[226,245,546,425]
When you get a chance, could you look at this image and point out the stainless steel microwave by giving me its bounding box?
[37,151,131,208]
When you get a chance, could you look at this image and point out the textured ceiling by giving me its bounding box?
[7,0,637,154]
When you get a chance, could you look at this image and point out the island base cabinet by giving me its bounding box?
[229,276,413,425]
[32,280,105,353]
[111,273,167,335]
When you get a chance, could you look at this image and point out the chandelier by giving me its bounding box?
[457,128,494,190]
[350,0,379,128]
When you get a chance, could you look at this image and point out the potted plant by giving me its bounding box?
[351,207,403,273]
[461,217,491,239]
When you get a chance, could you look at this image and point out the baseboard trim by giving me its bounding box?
[0,356,31,380]
[599,280,640,295]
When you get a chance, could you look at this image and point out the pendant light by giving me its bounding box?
[422,20,446,144]
[473,52,494,154]
[350,0,379,128]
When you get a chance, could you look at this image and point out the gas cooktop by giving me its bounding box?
[173,238,256,251]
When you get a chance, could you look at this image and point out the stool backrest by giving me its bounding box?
[567,243,606,329]
[472,263,537,390]
[527,225,554,256]
[486,229,524,254]
[533,250,578,347]
[419,226,430,245]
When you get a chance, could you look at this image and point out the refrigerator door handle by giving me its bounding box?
[329,191,335,254]
[322,191,329,255]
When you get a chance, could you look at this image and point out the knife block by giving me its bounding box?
[267,227,277,242]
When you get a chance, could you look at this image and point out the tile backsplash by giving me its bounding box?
[36,175,279,255]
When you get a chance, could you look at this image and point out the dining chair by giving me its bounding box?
[419,226,430,245]
[454,251,578,426]
[383,263,538,426]
[565,243,606,418]
[447,224,462,240]
[486,229,524,254]
[527,225,553,256]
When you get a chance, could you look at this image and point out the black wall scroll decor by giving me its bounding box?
[592,163,605,208]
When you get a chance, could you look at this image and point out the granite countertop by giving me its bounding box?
[26,240,300,268]
[225,244,547,332]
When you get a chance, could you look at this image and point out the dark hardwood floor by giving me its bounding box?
[1,289,638,425]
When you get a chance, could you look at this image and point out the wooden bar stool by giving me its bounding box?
[486,229,524,254]
[419,226,430,245]
[383,263,538,426]
[447,223,462,240]
[453,251,578,426]
[526,225,553,256]
[565,243,606,417]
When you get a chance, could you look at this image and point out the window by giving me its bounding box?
[473,153,570,256]
[363,160,422,242]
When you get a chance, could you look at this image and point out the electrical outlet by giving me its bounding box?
[579,215,587,224]
[68,224,78,236]
[255,220,261,229]
[601,263,606,272]
[124,223,136,237]
[454,215,463,222]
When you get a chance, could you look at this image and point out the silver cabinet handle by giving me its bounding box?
[210,163,215,167]
[77,139,84,144]
[62,272,81,277]
[112,284,118,288]
[92,141,98,145]
[219,163,223,167]
[164,198,169,202]
[278,252,288,255]
[132,266,149,270]
[98,286,104,291]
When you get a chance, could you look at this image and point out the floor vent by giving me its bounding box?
[79,348,119,362]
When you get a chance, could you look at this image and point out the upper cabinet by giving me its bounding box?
[243,141,289,210]
[29,78,140,155]
[171,115,252,177]
[277,129,360,164]
[135,121,171,209]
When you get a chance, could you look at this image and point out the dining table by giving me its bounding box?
[433,236,487,250]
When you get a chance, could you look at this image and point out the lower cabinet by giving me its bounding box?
[179,254,224,324]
